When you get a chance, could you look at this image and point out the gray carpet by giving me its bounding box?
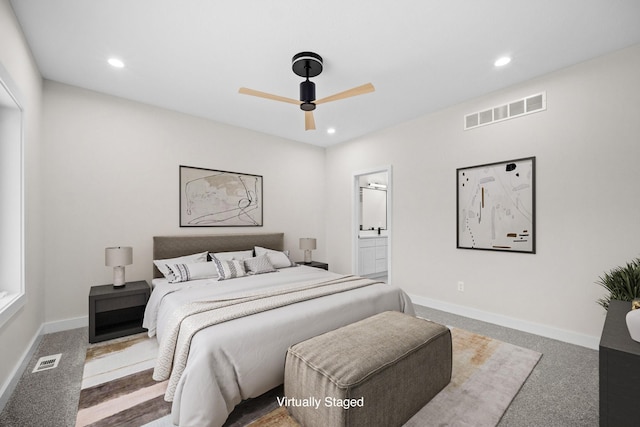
[0,327,87,427]
[0,305,599,426]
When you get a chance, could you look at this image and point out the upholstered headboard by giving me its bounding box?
[152,233,284,278]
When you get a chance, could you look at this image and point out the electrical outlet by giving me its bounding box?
[457,281,464,292]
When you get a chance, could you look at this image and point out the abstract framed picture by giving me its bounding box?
[456,157,535,253]
[179,165,263,227]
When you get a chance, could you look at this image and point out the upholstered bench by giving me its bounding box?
[284,311,452,427]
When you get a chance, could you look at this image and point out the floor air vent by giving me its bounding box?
[32,353,62,373]
[464,92,546,130]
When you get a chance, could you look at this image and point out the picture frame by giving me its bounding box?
[456,157,535,253]
[179,165,263,227]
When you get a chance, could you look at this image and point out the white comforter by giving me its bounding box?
[143,265,414,427]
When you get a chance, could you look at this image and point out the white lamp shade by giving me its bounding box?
[105,246,133,267]
[299,238,317,250]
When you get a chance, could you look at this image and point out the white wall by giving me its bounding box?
[0,0,44,398]
[42,81,326,322]
[326,44,640,344]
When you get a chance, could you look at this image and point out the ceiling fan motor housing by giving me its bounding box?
[300,80,316,110]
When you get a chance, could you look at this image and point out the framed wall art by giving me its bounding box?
[456,157,535,253]
[179,165,263,227]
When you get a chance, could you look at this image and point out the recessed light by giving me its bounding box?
[327,128,336,135]
[108,58,125,68]
[494,56,511,67]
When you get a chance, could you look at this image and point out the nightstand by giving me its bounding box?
[296,261,329,271]
[89,280,150,343]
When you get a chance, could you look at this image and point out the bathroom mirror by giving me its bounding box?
[360,187,386,230]
[359,172,387,231]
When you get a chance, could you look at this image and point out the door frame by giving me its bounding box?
[352,165,392,284]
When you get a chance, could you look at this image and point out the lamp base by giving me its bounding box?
[113,266,127,288]
[304,250,312,264]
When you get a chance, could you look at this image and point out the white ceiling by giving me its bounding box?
[10,0,640,147]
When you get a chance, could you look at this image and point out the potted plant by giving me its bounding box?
[596,257,640,310]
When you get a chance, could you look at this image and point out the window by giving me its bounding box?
[0,62,25,328]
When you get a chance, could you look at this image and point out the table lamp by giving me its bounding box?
[299,238,316,264]
[105,246,133,287]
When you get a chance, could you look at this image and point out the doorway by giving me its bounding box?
[352,166,392,284]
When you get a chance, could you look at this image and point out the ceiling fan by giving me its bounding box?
[239,52,375,131]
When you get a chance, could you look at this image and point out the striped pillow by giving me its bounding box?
[212,256,247,280]
[167,261,219,283]
[153,251,208,278]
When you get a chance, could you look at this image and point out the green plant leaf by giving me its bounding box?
[596,257,640,310]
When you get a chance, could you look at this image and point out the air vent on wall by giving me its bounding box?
[464,92,546,130]
[32,354,62,373]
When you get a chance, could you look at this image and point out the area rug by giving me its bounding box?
[403,327,541,426]
[75,333,169,427]
[76,327,541,427]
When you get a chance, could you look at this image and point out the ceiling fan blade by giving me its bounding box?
[315,83,375,105]
[305,111,316,131]
[238,87,301,105]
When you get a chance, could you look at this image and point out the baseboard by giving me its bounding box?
[0,316,88,412]
[409,293,600,350]
[0,324,44,412]
[42,315,88,334]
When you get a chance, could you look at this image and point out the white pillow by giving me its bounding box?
[211,250,254,262]
[244,254,277,275]
[167,262,219,283]
[254,246,295,269]
[154,251,208,278]
[212,256,247,280]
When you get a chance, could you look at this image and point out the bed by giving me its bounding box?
[143,233,414,427]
